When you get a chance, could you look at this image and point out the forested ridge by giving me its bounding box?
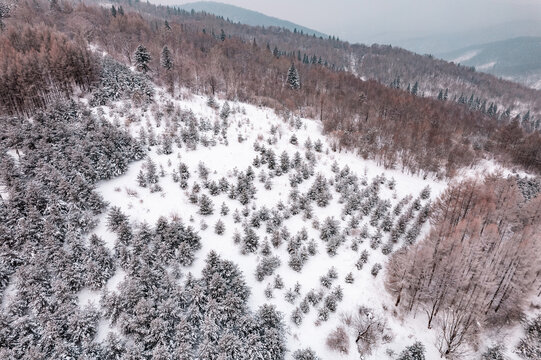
[1,0,541,177]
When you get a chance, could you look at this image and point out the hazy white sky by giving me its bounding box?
[157,0,541,47]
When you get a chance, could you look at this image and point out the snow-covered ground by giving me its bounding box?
[452,50,479,64]
[78,88,525,359]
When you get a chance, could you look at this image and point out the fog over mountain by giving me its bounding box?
[161,0,541,53]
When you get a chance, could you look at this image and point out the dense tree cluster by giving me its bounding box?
[90,57,154,106]
[0,101,144,357]
[386,176,541,356]
[0,24,99,115]
[516,314,541,359]
[101,252,286,359]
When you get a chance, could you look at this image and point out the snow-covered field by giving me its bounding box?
[75,88,525,359]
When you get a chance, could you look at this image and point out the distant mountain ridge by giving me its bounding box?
[178,1,326,37]
[440,36,541,90]
[377,20,541,55]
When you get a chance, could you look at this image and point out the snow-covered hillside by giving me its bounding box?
[75,87,458,359]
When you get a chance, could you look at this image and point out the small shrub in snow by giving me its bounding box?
[264,283,274,299]
[260,240,272,256]
[200,220,208,231]
[220,101,230,120]
[241,227,259,254]
[291,307,303,326]
[220,202,230,216]
[360,224,370,239]
[397,341,426,360]
[214,219,225,235]
[285,289,298,304]
[307,240,317,256]
[290,134,298,145]
[300,298,310,314]
[324,294,339,312]
[357,249,369,267]
[345,272,354,284]
[306,289,323,306]
[327,267,338,279]
[314,139,323,152]
[420,185,431,200]
[137,170,147,187]
[273,275,284,289]
[381,241,394,255]
[150,183,162,193]
[405,224,421,245]
[320,275,332,289]
[206,96,218,109]
[370,230,383,250]
[371,263,382,277]
[233,209,241,223]
[255,256,281,281]
[326,326,349,354]
[320,217,340,241]
[233,230,241,244]
[326,236,345,256]
[198,194,214,215]
[351,239,359,252]
[271,231,282,248]
[318,307,330,322]
[292,348,321,360]
[308,174,332,207]
[288,250,308,272]
[387,177,396,190]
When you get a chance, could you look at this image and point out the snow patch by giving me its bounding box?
[452,50,479,64]
[477,61,497,71]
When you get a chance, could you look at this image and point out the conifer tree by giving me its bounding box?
[0,2,12,31]
[397,341,426,360]
[134,45,152,74]
[287,63,301,90]
[199,194,214,215]
[411,81,419,96]
[160,46,173,71]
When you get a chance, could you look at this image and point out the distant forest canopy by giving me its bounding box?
[0,0,540,177]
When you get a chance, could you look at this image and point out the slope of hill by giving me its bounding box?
[440,37,541,90]
[178,1,325,37]
[163,3,541,123]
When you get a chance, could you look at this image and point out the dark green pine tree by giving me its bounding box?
[397,341,426,360]
[287,63,301,90]
[160,46,173,71]
[220,29,226,41]
[164,20,171,30]
[523,110,531,125]
[411,81,419,96]
[134,45,152,74]
[111,5,117,17]
[118,6,124,16]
